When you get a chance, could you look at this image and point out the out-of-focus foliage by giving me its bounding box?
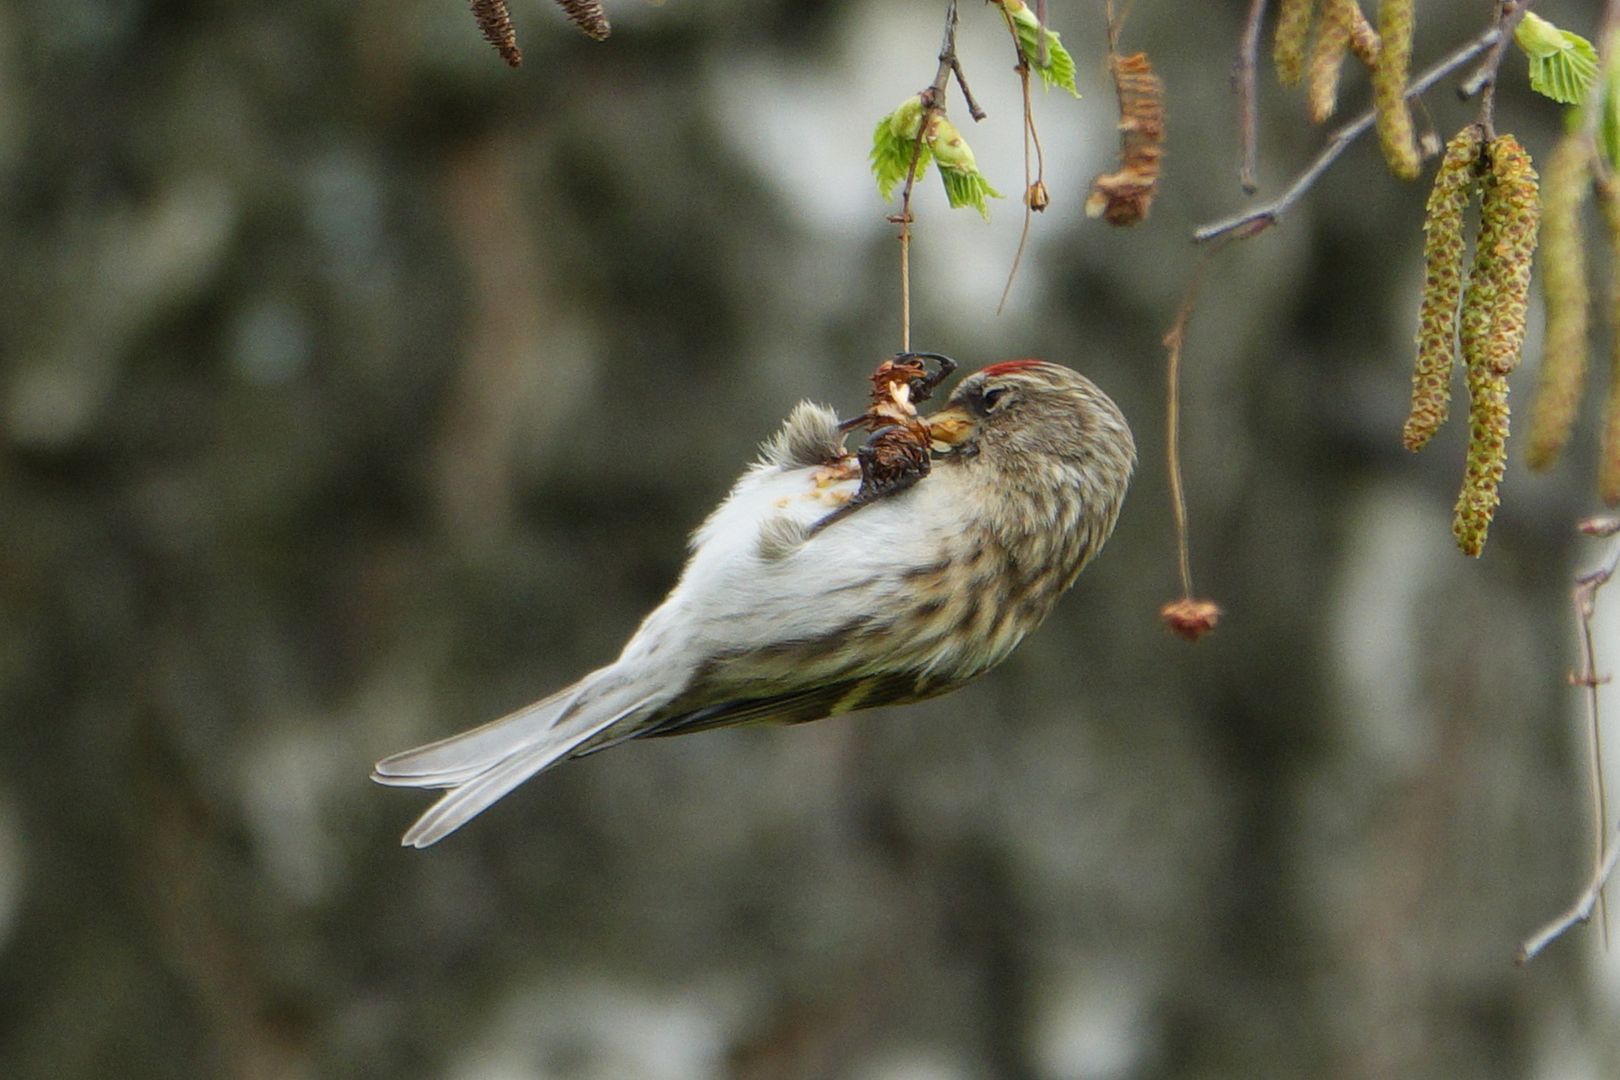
[0,1,1615,1078]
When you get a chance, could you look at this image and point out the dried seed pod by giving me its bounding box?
[1453,364,1511,557]
[554,0,610,41]
[1372,0,1420,180]
[1598,179,1620,503]
[1404,124,1483,452]
[470,0,522,67]
[1476,134,1540,377]
[1525,133,1593,471]
[1085,51,1164,226]
[1274,0,1316,87]
[1306,0,1353,123]
[1160,597,1222,642]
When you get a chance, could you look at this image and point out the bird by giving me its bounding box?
[373,358,1135,847]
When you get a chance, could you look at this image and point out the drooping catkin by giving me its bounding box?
[1477,135,1540,377]
[1525,133,1592,470]
[1453,364,1511,557]
[1274,0,1316,87]
[1372,0,1420,180]
[1404,124,1482,452]
[1345,0,1380,66]
[1306,0,1353,123]
[1597,178,1620,503]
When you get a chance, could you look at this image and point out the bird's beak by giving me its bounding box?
[925,405,977,451]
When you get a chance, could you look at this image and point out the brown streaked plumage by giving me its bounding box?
[373,358,1134,846]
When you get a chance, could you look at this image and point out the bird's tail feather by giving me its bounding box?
[371,683,586,789]
[372,672,654,847]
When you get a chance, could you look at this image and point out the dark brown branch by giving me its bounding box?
[1195,21,1504,245]
[1236,0,1269,194]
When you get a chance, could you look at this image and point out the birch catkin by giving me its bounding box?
[1598,179,1620,504]
[1404,125,1482,452]
[1274,0,1316,86]
[1525,133,1592,471]
[1372,0,1420,180]
[1306,0,1354,123]
[1453,365,1511,557]
[1477,135,1540,377]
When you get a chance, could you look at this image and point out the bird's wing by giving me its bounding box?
[618,669,958,743]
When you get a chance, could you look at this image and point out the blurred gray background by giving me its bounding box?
[3,0,1618,1076]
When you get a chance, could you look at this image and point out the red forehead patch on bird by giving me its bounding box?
[979,359,1044,377]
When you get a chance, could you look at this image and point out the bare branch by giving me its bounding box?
[894,0,969,351]
[1236,0,1268,194]
[1195,22,1504,246]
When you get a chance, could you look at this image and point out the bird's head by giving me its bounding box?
[926,359,1136,489]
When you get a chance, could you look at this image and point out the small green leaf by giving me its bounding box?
[999,0,1080,98]
[939,168,1004,220]
[926,115,1003,219]
[1514,12,1598,105]
[870,96,932,201]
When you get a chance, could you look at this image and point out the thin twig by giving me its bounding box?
[951,59,987,121]
[1237,0,1269,194]
[997,58,1038,316]
[1194,22,1505,245]
[1520,824,1620,963]
[893,0,966,351]
[995,0,1049,315]
[1517,518,1620,962]
[1467,1,1531,138]
[1164,254,1215,598]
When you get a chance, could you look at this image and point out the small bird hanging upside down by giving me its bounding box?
[373,356,1136,847]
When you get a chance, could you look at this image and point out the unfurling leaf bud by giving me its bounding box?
[995,0,1081,97]
[1453,366,1510,557]
[870,96,933,201]
[1274,0,1315,87]
[1372,0,1420,180]
[1515,12,1600,105]
[1405,124,1482,452]
[927,115,1003,219]
[1525,133,1592,471]
[1476,134,1540,377]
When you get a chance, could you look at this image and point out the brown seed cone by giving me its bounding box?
[1453,364,1511,557]
[1274,0,1316,87]
[1371,0,1419,180]
[1598,178,1620,503]
[1404,124,1483,452]
[554,0,610,41]
[1477,134,1540,377]
[1306,0,1353,123]
[1086,52,1165,227]
[470,0,522,67]
[1525,133,1592,471]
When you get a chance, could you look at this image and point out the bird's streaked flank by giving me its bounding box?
[373,359,1135,847]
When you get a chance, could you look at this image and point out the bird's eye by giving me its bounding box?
[981,386,1010,410]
